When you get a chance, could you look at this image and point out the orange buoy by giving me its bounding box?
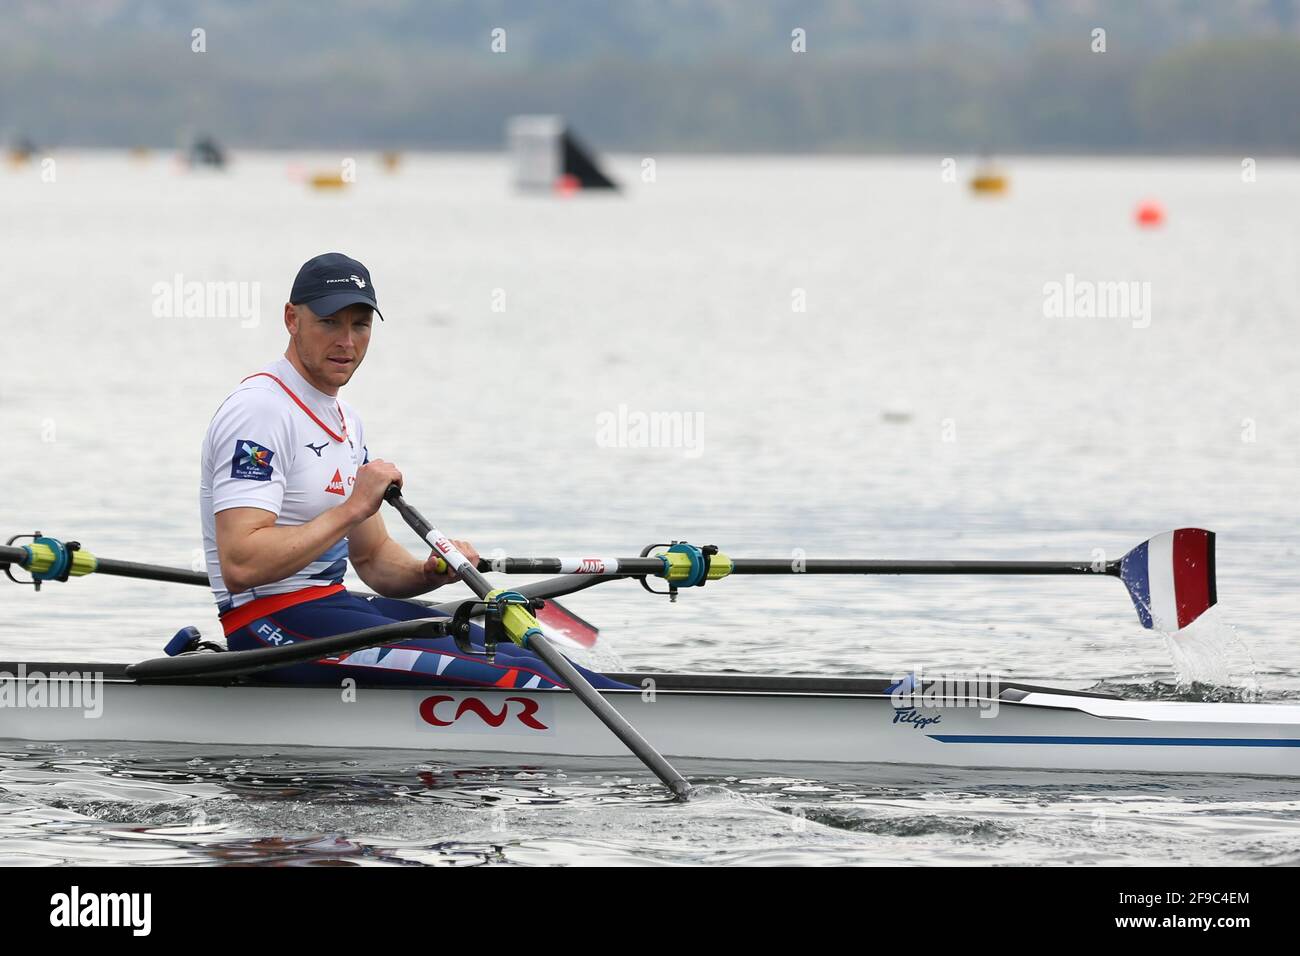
[554,173,581,196]
[1135,200,1165,227]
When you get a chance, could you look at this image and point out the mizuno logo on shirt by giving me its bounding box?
[325,469,346,495]
[305,442,328,457]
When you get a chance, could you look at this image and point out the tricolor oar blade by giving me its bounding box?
[1118,529,1216,631]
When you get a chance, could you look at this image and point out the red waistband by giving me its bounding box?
[220,584,346,635]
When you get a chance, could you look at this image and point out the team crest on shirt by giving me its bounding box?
[230,440,275,480]
[325,469,346,495]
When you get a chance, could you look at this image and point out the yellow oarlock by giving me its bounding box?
[659,549,733,583]
[24,540,98,579]
[484,587,545,647]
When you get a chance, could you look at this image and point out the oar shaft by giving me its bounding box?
[384,487,692,799]
[3,543,1115,582]
[473,556,1120,576]
[519,636,694,797]
[737,558,1116,574]
[0,544,209,586]
[84,555,209,585]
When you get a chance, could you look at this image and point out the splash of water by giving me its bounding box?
[1157,609,1260,699]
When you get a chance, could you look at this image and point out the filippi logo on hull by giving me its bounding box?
[891,708,942,730]
[885,667,1001,722]
[415,693,555,736]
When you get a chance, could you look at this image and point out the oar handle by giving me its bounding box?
[385,484,486,586]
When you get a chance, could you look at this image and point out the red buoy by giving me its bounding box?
[1135,200,1165,228]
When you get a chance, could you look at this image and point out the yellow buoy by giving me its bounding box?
[970,171,1008,194]
[380,151,402,172]
[308,172,349,190]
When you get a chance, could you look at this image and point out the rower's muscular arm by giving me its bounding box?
[216,504,361,595]
[216,458,408,595]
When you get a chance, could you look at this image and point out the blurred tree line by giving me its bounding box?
[3,0,1298,152]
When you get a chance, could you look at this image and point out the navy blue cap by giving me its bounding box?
[290,252,384,320]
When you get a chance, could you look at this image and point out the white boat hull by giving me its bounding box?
[2,667,1298,777]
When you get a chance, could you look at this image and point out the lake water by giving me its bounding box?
[1,151,1298,865]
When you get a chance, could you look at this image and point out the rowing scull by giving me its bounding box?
[3,523,1292,778]
[1,664,1296,777]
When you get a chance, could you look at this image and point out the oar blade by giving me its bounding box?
[535,599,599,649]
[1118,529,1216,631]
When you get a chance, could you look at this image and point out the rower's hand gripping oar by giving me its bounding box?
[383,485,693,800]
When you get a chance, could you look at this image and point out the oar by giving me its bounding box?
[383,486,693,800]
[459,528,1218,633]
[5,527,1214,635]
[1,536,601,644]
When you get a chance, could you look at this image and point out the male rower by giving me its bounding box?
[199,252,626,689]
